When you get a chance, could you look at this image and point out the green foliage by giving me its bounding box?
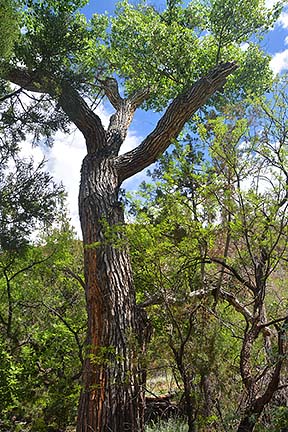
[107,0,278,109]
[270,406,288,432]
[209,0,282,45]
[0,337,21,414]
[14,0,108,85]
[0,2,287,430]
[5,0,281,116]
[0,0,20,64]
[0,156,64,252]
[0,222,86,430]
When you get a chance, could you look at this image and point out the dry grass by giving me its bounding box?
[145,419,188,432]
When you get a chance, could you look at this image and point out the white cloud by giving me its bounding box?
[122,168,151,193]
[120,131,143,154]
[45,129,86,236]
[265,3,288,30]
[19,139,44,165]
[268,3,288,74]
[240,42,249,52]
[278,11,288,29]
[265,0,279,7]
[19,128,86,236]
[270,48,288,74]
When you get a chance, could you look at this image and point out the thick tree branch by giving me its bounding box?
[103,79,150,154]
[115,61,238,182]
[260,315,288,329]
[98,77,123,110]
[129,87,150,109]
[100,77,149,111]
[6,68,46,93]
[106,100,136,155]
[5,68,106,154]
[58,82,106,154]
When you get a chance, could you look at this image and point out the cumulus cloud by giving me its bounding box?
[270,49,288,74]
[120,132,143,155]
[265,0,279,7]
[269,7,288,75]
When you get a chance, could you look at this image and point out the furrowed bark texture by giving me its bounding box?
[77,156,144,431]
[5,62,237,432]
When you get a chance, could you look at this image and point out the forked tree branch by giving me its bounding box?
[99,77,149,111]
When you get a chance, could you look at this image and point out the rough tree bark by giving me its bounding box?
[6,61,237,432]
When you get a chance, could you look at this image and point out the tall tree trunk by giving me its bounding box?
[76,154,145,432]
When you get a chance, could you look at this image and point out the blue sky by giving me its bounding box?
[21,0,288,235]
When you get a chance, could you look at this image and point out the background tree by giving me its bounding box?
[0,0,283,431]
[0,224,87,431]
[0,157,64,252]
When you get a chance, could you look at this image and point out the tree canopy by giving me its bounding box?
[0,0,20,64]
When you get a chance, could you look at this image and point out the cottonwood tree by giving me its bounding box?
[1,0,282,430]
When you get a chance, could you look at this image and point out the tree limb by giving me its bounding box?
[98,77,123,110]
[105,83,150,154]
[4,68,106,154]
[60,266,86,290]
[252,321,286,413]
[0,86,24,103]
[8,253,55,282]
[209,257,255,293]
[219,289,253,322]
[115,61,238,182]
[42,301,84,365]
